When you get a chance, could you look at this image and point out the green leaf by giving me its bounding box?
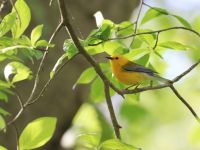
[19,117,57,150]
[99,139,139,150]
[76,133,100,149]
[31,25,43,46]
[11,0,31,38]
[50,53,68,79]
[0,12,16,37]
[0,145,7,150]
[141,7,168,25]
[172,15,191,29]
[0,107,10,116]
[75,67,96,84]
[137,29,156,47]
[35,40,54,48]
[0,115,6,131]
[90,77,104,103]
[158,41,189,50]
[97,19,114,40]
[87,19,114,42]
[0,45,31,53]
[85,44,104,55]
[0,91,8,102]
[116,21,134,37]
[104,41,129,55]
[120,102,148,123]
[125,48,149,61]
[193,15,200,33]
[4,61,32,83]
[63,39,78,58]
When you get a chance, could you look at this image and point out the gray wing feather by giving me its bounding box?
[122,62,157,76]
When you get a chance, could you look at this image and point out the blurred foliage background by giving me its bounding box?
[0,0,200,150]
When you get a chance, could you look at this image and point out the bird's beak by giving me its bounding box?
[106,56,113,60]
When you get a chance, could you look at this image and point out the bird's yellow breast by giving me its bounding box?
[111,61,148,85]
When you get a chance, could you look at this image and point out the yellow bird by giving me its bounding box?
[106,55,170,86]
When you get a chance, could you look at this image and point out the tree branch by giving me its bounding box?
[89,26,200,46]
[129,0,143,47]
[27,53,80,105]
[1,21,64,132]
[104,82,121,139]
[57,0,122,138]
[24,21,63,106]
[121,59,200,123]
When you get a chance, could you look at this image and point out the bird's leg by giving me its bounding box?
[125,83,141,90]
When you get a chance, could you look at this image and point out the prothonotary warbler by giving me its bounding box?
[106,55,170,86]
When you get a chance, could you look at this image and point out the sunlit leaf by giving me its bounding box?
[0,107,10,116]
[141,7,168,25]
[137,29,156,47]
[0,12,16,37]
[19,117,57,150]
[0,91,8,102]
[35,40,54,48]
[73,103,101,132]
[0,145,7,150]
[11,0,31,38]
[76,133,100,149]
[75,67,96,84]
[90,77,104,103]
[4,61,32,83]
[0,45,31,53]
[120,102,148,123]
[0,115,6,131]
[172,15,191,28]
[116,21,134,36]
[158,41,189,50]
[99,139,139,150]
[104,41,129,55]
[63,39,78,58]
[193,15,200,33]
[31,24,43,46]
[50,53,68,79]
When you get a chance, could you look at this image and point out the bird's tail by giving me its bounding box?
[151,74,172,84]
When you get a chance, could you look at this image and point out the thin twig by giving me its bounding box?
[24,22,63,107]
[104,82,121,139]
[89,26,200,46]
[9,0,21,26]
[12,123,19,150]
[27,53,80,105]
[1,22,63,132]
[121,59,200,123]
[129,0,143,48]
[172,59,200,82]
[169,85,200,123]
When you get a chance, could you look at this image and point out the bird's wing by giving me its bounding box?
[122,61,157,76]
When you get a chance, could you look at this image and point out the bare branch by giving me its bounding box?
[1,22,64,132]
[121,59,200,123]
[27,53,80,105]
[89,26,200,46]
[24,22,63,106]
[172,59,200,82]
[129,0,143,47]
[57,0,123,138]
[169,85,200,123]
[104,82,121,139]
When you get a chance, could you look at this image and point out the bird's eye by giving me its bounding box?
[115,57,119,60]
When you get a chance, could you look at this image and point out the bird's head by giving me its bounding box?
[106,55,129,66]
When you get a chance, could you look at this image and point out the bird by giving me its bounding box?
[106,55,170,88]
